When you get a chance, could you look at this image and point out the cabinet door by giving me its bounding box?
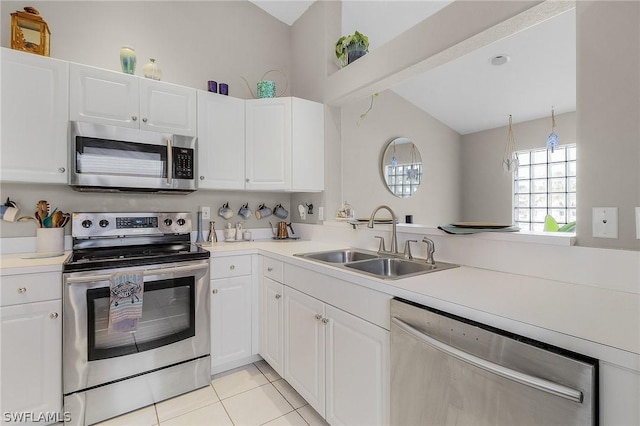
[284,287,325,416]
[69,63,139,128]
[210,276,252,369]
[197,91,245,189]
[291,98,325,191]
[140,79,196,136]
[1,49,69,183]
[245,98,291,190]
[1,300,62,419]
[260,277,284,376]
[325,305,390,426]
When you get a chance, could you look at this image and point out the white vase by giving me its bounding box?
[120,46,136,74]
[143,58,162,80]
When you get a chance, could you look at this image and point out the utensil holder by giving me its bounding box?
[36,227,64,253]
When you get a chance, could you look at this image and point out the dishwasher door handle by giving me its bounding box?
[391,316,584,404]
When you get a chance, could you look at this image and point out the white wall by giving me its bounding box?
[0,1,293,238]
[576,1,640,250]
[1,1,291,97]
[461,112,576,223]
[341,90,461,225]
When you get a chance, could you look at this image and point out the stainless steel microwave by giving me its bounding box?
[69,121,197,194]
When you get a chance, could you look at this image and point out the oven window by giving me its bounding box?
[86,276,195,361]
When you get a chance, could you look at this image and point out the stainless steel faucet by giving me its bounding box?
[368,205,398,254]
[422,237,436,264]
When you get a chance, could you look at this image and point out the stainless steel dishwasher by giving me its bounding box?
[390,298,598,425]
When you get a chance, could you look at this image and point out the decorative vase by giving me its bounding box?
[347,42,367,64]
[143,58,162,80]
[120,46,136,74]
[257,80,276,98]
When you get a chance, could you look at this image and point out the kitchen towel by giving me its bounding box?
[108,271,144,333]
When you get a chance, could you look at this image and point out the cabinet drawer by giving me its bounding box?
[1,272,62,307]
[263,257,284,283]
[210,256,252,279]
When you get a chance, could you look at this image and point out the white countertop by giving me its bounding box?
[2,240,638,369]
[204,239,640,368]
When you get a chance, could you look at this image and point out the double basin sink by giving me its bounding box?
[294,248,458,280]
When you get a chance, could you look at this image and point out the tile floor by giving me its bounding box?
[95,361,330,426]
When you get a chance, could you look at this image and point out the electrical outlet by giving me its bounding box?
[201,206,210,220]
[318,207,324,221]
[636,207,640,239]
[592,207,618,238]
[298,204,306,221]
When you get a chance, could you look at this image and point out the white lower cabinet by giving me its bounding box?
[210,256,253,372]
[1,299,62,424]
[284,287,326,414]
[325,305,390,426]
[283,286,390,425]
[260,276,285,376]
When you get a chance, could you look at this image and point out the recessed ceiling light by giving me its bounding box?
[490,55,511,66]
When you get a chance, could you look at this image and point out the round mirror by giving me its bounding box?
[381,137,422,198]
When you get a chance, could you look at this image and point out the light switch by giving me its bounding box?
[592,207,618,238]
[636,207,640,239]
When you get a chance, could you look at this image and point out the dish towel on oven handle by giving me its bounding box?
[108,270,144,333]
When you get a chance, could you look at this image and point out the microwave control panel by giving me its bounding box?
[173,147,194,180]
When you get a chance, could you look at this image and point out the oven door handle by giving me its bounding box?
[65,263,208,284]
[391,317,584,404]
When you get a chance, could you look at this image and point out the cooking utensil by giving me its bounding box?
[34,211,43,227]
[42,207,58,228]
[58,213,71,228]
[52,210,63,227]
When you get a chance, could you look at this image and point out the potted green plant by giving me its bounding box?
[335,31,369,67]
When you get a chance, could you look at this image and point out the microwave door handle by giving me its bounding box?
[166,139,173,185]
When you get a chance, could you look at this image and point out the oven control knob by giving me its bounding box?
[82,219,93,228]
[99,219,109,228]
[177,218,186,226]
[164,219,173,226]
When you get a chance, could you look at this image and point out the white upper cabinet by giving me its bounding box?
[139,79,197,136]
[69,63,196,136]
[197,90,246,189]
[245,97,324,191]
[1,48,69,183]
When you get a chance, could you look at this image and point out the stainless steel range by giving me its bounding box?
[62,212,211,426]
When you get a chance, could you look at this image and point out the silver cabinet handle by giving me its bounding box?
[246,178,250,182]
[391,317,584,403]
[17,287,27,294]
[132,116,138,121]
[142,118,148,123]
[275,294,281,299]
[267,267,273,272]
[230,265,235,270]
[50,312,59,319]
[212,289,218,294]
[58,167,66,173]
[321,318,329,324]
[200,176,205,180]
[315,314,322,320]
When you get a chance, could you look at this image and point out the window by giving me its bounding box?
[385,163,422,196]
[513,145,576,232]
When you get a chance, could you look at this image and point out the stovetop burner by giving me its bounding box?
[63,212,210,272]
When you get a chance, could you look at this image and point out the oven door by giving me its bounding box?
[63,259,210,395]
